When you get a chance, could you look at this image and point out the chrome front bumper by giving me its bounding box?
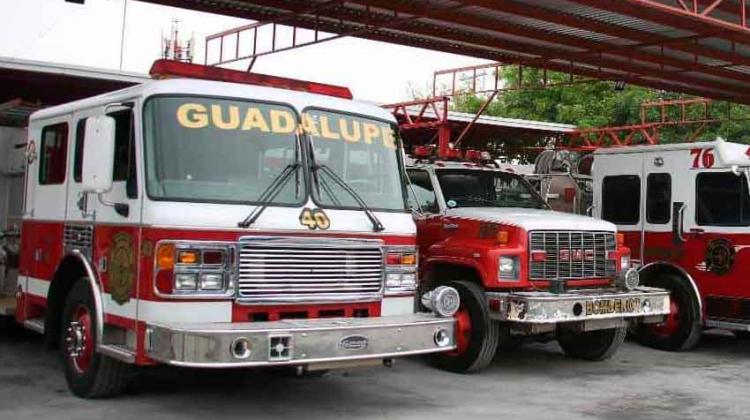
[486,286,670,324]
[145,313,456,368]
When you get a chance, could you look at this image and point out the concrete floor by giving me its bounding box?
[1,323,749,420]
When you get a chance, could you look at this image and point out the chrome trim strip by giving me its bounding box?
[705,319,750,332]
[23,318,45,334]
[69,249,105,352]
[99,344,136,364]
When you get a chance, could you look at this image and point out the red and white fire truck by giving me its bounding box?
[592,140,750,350]
[1,61,463,398]
[404,147,671,371]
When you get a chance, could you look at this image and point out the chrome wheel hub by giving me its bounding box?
[65,321,87,358]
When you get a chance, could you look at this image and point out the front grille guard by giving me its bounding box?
[234,236,386,305]
[528,231,617,281]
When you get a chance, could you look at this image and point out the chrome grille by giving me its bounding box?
[529,231,616,280]
[237,238,383,302]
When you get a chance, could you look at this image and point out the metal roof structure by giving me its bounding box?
[384,96,574,151]
[0,57,148,126]
[146,0,750,105]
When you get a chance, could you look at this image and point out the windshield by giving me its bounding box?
[305,109,408,211]
[143,96,303,205]
[436,169,547,209]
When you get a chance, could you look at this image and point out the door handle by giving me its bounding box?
[443,223,459,230]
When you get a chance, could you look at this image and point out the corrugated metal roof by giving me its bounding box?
[142,0,750,104]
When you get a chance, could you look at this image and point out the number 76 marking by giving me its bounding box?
[690,148,714,169]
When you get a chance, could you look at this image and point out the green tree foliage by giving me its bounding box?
[451,66,750,144]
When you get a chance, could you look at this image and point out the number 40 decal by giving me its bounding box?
[299,208,331,230]
[690,148,715,169]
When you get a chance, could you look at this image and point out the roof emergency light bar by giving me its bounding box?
[411,145,492,164]
[149,60,353,100]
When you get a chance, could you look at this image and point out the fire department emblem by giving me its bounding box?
[109,232,136,305]
[705,239,735,276]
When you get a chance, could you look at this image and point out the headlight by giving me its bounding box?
[384,247,418,295]
[620,254,631,270]
[498,256,520,281]
[154,242,234,298]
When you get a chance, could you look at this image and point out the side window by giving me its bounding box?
[73,119,86,183]
[110,110,137,198]
[602,175,640,225]
[407,170,438,213]
[39,123,69,185]
[696,172,750,226]
[646,173,671,224]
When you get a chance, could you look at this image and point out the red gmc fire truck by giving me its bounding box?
[592,140,750,350]
[1,61,463,398]
[404,147,670,371]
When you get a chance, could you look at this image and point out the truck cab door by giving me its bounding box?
[641,151,684,265]
[681,147,750,316]
[83,105,142,319]
[593,153,644,264]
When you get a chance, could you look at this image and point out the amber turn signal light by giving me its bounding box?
[177,250,200,265]
[157,243,176,270]
[497,230,509,244]
[401,253,417,265]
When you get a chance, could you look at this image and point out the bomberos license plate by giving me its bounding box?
[586,297,641,315]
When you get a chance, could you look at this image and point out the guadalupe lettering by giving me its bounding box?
[300,113,320,136]
[270,109,296,134]
[175,103,397,150]
[211,105,240,130]
[382,126,396,149]
[362,123,380,145]
[242,108,270,132]
[319,116,340,140]
[339,119,361,143]
[176,103,208,128]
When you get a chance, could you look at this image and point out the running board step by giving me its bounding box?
[23,318,45,334]
[705,318,750,332]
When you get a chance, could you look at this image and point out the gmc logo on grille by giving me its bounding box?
[559,249,595,261]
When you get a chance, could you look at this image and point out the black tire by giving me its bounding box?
[60,279,130,398]
[429,281,498,373]
[557,326,627,361]
[634,274,702,351]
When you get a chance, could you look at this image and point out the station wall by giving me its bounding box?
[0,126,26,231]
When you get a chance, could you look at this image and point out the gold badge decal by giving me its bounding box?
[110,232,136,305]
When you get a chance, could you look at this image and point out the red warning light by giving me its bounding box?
[149,59,353,99]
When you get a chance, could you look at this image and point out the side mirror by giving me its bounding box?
[81,116,116,194]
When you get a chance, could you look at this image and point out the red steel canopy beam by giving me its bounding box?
[463,0,750,68]
[568,0,750,46]
[203,0,749,99]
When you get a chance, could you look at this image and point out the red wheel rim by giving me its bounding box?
[448,308,472,356]
[651,296,681,338]
[65,305,94,374]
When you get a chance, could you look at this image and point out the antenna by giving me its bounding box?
[161,18,194,63]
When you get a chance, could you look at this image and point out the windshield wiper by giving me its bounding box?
[238,163,300,228]
[313,164,384,232]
